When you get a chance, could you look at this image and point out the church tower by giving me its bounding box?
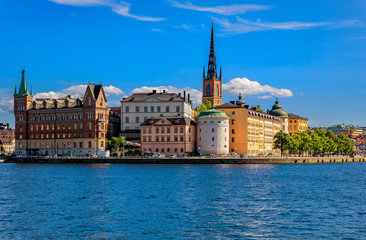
[202,22,222,106]
[14,69,33,154]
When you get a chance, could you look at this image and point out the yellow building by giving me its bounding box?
[288,113,308,136]
[215,94,282,156]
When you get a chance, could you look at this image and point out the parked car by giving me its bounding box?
[169,154,178,158]
[158,154,166,158]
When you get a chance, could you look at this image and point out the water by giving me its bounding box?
[1,163,366,239]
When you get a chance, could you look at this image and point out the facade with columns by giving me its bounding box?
[13,70,111,156]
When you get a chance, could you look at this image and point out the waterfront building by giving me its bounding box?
[14,70,111,156]
[202,22,223,106]
[327,124,363,137]
[140,116,196,155]
[121,90,193,141]
[288,113,309,136]
[0,123,15,155]
[196,109,229,155]
[215,95,282,156]
[269,99,289,133]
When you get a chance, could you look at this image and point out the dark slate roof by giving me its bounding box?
[141,116,196,126]
[122,91,188,103]
[215,103,241,108]
[89,84,103,100]
[288,113,307,120]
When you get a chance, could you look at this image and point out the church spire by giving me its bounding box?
[207,21,217,79]
[18,69,29,96]
[14,85,17,96]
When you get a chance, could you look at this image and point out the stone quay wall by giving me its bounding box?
[2,156,365,164]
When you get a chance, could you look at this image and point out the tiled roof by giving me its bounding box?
[122,91,189,103]
[141,116,195,126]
[288,113,307,120]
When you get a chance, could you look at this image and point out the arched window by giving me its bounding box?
[88,122,92,130]
[79,123,83,130]
[101,141,104,148]
[216,84,219,96]
[206,84,211,96]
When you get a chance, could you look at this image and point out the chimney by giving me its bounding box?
[163,90,166,93]
[188,94,190,102]
[178,93,181,98]
[152,90,157,94]
[183,91,186,100]
[267,109,269,114]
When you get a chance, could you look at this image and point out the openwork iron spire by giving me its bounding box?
[207,21,217,79]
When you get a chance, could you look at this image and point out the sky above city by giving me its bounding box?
[0,0,366,128]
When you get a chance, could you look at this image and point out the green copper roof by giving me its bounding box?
[17,69,29,96]
[197,109,229,118]
[14,86,17,96]
[269,98,288,117]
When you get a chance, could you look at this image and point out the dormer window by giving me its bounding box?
[43,102,47,108]
[65,100,69,107]
[33,102,36,109]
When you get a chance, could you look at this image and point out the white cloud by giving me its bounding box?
[215,17,362,34]
[130,86,202,105]
[34,84,124,99]
[49,0,165,21]
[151,28,165,33]
[103,85,124,96]
[175,24,195,31]
[0,88,14,113]
[169,1,272,16]
[223,77,293,98]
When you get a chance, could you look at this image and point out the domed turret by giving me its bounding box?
[269,98,288,117]
[236,93,245,106]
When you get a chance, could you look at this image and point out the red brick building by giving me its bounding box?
[202,22,223,106]
[14,70,113,156]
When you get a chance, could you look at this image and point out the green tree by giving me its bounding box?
[107,136,127,157]
[273,131,290,156]
[255,105,265,113]
[195,100,213,116]
[0,146,4,152]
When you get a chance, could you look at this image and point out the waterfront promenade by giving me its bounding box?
[2,156,365,164]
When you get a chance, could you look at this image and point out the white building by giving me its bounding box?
[121,90,193,140]
[196,109,229,155]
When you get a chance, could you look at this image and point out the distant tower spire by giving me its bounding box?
[207,21,217,79]
[18,69,29,96]
[14,85,17,96]
[219,65,222,79]
[203,65,205,78]
[30,86,33,96]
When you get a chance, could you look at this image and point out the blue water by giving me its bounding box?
[1,163,366,239]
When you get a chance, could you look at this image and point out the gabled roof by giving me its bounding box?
[122,91,189,104]
[215,103,241,108]
[84,84,106,102]
[288,113,307,120]
[141,116,195,126]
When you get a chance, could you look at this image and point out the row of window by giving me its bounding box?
[125,105,180,113]
[29,132,104,139]
[26,112,98,122]
[28,141,104,149]
[142,127,190,134]
[143,136,191,142]
[197,120,228,124]
[145,148,185,153]
[198,128,227,133]
[27,122,105,131]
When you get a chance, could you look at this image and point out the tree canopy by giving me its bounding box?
[195,100,213,116]
[273,129,355,156]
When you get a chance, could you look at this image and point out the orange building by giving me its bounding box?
[215,95,282,156]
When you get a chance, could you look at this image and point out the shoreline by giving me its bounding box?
[1,156,365,164]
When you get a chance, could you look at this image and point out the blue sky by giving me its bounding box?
[0,0,366,128]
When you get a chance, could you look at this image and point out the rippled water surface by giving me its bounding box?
[1,163,366,239]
